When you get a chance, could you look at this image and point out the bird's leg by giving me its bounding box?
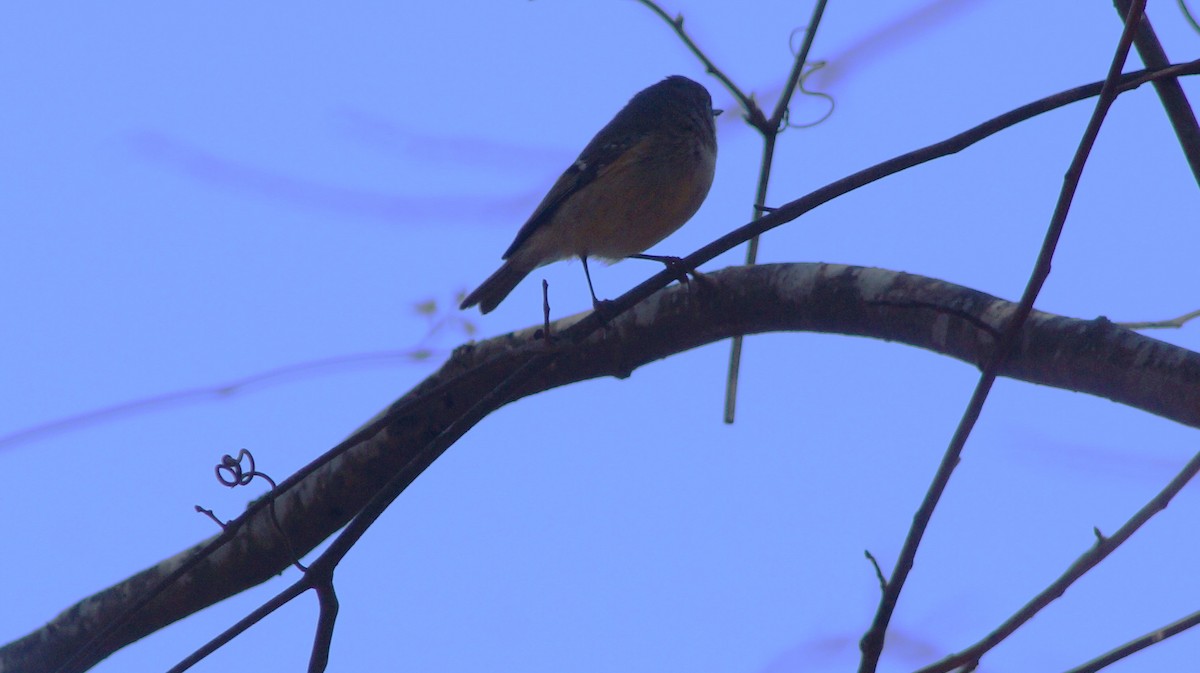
[580,254,619,314]
[580,255,618,320]
[581,255,600,306]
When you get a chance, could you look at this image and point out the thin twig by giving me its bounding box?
[914,450,1200,673]
[1063,606,1200,673]
[772,5,829,129]
[1114,0,1200,186]
[857,3,1148,671]
[166,581,309,673]
[634,0,760,124]
[1115,307,1200,330]
[0,349,428,451]
[724,0,830,424]
[864,550,887,592]
[308,582,339,673]
[541,279,552,344]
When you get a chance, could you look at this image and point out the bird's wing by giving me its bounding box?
[502,130,646,260]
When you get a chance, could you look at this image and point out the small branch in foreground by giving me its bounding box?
[725,0,829,424]
[1063,607,1200,673]
[166,581,308,673]
[308,583,339,673]
[857,3,1148,671]
[863,550,887,592]
[914,450,1200,673]
[1114,0,1200,186]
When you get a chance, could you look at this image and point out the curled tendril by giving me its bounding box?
[204,448,305,571]
[216,448,277,489]
[784,61,836,130]
[1181,0,1200,33]
[776,26,835,133]
[788,25,810,56]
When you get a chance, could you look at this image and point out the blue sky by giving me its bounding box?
[2,2,1199,672]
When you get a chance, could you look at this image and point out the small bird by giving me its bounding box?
[460,75,719,314]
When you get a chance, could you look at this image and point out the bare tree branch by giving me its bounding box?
[914,449,1200,673]
[858,4,1148,669]
[5,263,1200,673]
[725,0,829,424]
[1063,607,1200,673]
[1114,0,1200,186]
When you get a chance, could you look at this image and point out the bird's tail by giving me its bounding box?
[460,257,535,314]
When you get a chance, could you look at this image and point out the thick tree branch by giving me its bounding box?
[4,263,1199,673]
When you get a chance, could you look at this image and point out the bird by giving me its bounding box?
[460,75,718,314]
